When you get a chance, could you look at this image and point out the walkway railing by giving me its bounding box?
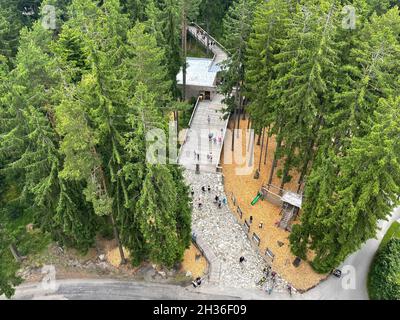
[216,112,230,172]
[178,96,201,164]
[189,22,230,55]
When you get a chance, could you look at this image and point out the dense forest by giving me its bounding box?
[1,0,400,298]
[217,0,400,274]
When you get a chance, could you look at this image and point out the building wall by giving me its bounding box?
[180,85,218,101]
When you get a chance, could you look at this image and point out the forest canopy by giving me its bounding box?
[1,0,400,298]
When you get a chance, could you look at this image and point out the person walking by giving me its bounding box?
[208,115,211,125]
[239,256,246,264]
[249,216,253,224]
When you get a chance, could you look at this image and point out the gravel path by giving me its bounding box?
[184,170,293,294]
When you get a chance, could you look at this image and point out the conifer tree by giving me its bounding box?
[124,22,171,106]
[291,96,400,273]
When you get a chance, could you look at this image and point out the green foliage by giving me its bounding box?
[197,0,234,40]
[380,221,400,249]
[368,238,400,300]
[244,0,400,272]
[219,0,257,112]
[292,96,400,273]
[0,231,22,299]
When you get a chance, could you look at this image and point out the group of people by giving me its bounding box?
[195,27,217,49]
[208,131,223,145]
[214,194,227,209]
[192,277,203,288]
[262,266,293,296]
[194,185,227,210]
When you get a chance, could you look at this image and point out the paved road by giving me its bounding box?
[5,279,272,300]
[304,207,400,300]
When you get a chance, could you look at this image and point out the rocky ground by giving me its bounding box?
[184,170,295,294]
[17,242,192,287]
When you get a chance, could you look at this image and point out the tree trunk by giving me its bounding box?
[95,160,126,266]
[9,244,24,263]
[231,108,236,152]
[242,98,246,120]
[256,131,261,145]
[280,144,295,193]
[268,134,282,188]
[297,115,324,190]
[206,20,210,56]
[264,126,270,165]
[181,10,187,101]
[175,110,179,142]
[258,127,265,172]
[249,130,255,167]
[236,86,242,138]
[110,214,126,265]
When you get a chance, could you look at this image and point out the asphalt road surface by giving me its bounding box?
[5,208,400,301]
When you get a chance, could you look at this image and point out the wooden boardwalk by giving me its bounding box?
[178,25,229,172]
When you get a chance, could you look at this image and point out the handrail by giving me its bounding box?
[187,27,217,63]
[177,96,202,163]
[215,109,230,171]
[189,96,202,128]
[189,22,230,56]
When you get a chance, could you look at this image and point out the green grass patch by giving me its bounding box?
[380,221,400,249]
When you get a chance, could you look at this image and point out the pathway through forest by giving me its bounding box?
[179,25,293,293]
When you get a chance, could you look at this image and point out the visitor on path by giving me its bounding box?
[218,200,222,209]
[193,150,197,160]
[197,153,200,161]
[222,196,227,205]
[214,195,219,203]
[198,202,203,210]
[213,137,217,144]
[192,277,202,288]
[239,256,246,264]
[287,285,292,296]
[201,186,206,192]
[249,216,253,224]
[259,222,263,229]
[207,185,211,192]
[208,115,211,125]
[191,188,195,197]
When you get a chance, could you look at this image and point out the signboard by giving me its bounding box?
[252,233,261,246]
[237,207,243,219]
[243,220,250,233]
[265,248,275,262]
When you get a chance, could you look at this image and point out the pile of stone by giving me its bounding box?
[184,170,294,293]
